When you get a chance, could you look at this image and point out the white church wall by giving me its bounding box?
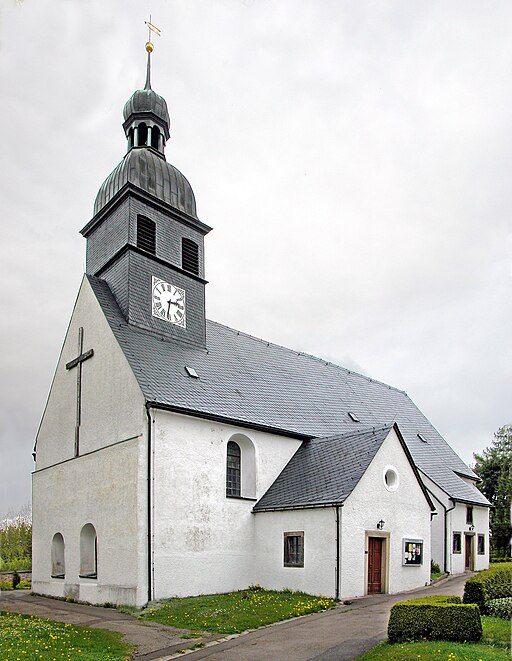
[151,410,302,598]
[420,472,450,572]
[253,508,336,597]
[341,428,431,598]
[420,472,490,575]
[35,277,146,468]
[32,437,147,606]
[448,503,489,575]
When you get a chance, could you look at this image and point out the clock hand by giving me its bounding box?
[167,300,172,318]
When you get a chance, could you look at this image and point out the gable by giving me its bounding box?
[35,276,145,469]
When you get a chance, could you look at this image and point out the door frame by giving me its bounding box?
[365,531,390,595]
[464,532,475,571]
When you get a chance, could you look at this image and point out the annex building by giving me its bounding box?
[32,46,490,607]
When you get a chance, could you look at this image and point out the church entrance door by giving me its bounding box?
[367,537,383,594]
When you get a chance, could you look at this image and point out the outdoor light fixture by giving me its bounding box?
[469,525,475,532]
[377,519,385,530]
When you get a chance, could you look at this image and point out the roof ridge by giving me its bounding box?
[312,422,394,443]
[206,319,407,395]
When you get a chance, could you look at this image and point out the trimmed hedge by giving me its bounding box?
[463,564,512,612]
[485,597,512,620]
[387,596,482,643]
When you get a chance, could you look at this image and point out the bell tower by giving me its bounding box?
[80,38,211,348]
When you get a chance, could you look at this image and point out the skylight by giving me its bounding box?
[348,412,360,422]
[417,433,428,443]
[185,366,199,378]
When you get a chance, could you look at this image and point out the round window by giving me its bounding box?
[383,466,399,492]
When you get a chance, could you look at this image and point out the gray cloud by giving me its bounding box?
[1,0,510,516]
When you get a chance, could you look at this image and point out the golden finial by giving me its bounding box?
[143,16,161,90]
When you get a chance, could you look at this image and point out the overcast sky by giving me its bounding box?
[1,0,511,518]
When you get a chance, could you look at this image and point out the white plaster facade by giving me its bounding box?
[32,279,149,606]
[32,280,483,607]
[421,471,489,574]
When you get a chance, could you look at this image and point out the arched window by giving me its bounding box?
[51,533,65,578]
[138,122,148,147]
[151,126,160,150]
[137,215,156,254]
[226,441,241,497]
[79,523,97,579]
[226,434,257,498]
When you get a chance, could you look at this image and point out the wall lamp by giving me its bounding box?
[377,519,385,530]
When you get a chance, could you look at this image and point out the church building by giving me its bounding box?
[32,44,490,607]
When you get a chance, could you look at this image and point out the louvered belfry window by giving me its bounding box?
[137,216,156,254]
[226,441,241,497]
[182,237,199,275]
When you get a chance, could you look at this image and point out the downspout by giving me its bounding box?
[424,485,454,575]
[445,501,456,575]
[335,504,343,601]
[146,404,153,604]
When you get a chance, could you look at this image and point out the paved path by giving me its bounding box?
[177,574,470,661]
[0,574,469,661]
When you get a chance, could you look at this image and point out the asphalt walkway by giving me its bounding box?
[0,573,469,661]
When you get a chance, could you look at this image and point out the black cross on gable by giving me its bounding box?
[66,327,94,457]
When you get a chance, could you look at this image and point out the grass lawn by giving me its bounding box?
[136,587,336,634]
[356,615,511,660]
[0,611,134,660]
[430,572,446,581]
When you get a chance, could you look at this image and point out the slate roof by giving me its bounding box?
[94,148,197,218]
[87,275,491,508]
[254,424,393,511]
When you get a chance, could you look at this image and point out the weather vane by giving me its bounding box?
[144,16,161,53]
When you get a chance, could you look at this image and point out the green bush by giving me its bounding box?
[463,564,512,612]
[490,556,512,563]
[430,559,441,574]
[485,597,512,620]
[387,596,482,643]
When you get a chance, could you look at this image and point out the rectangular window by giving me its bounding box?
[453,532,462,554]
[284,532,304,567]
[466,506,473,525]
[477,534,485,555]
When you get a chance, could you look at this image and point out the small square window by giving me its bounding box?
[466,506,473,525]
[284,532,304,568]
[453,532,462,554]
[477,534,485,555]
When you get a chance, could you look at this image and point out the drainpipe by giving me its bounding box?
[335,504,342,601]
[146,405,153,604]
[424,485,455,575]
[444,501,456,575]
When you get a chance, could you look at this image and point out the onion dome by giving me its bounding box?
[94,148,197,218]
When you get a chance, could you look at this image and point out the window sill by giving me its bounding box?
[284,564,304,568]
[226,495,257,502]
[51,574,65,579]
[79,573,97,580]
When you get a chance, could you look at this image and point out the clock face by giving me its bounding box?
[152,276,186,328]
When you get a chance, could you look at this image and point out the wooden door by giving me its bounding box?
[368,537,383,594]
[465,534,473,570]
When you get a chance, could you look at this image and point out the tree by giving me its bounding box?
[473,425,512,558]
[0,504,32,571]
